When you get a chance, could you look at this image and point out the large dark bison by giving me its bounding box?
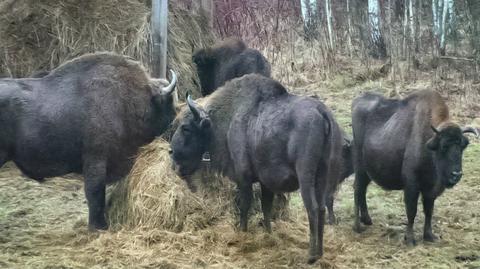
[351,90,478,245]
[0,52,177,230]
[170,74,345,263]
[192,39,271,96]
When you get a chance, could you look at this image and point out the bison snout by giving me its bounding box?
[447,171,463,187]
[451,171,462,177]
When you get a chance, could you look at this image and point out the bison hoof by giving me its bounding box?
[353,223,367,233]
[360,215,372,225]
[404,236,416,247]
[327,215,337,225]
[239,224,248,232]
[264,224,272,234]
[307,255,319,264]
[88,220,108,231]
[423,232,438,242]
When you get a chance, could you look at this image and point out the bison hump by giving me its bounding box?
[238,74,287,99]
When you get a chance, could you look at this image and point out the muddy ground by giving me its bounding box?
[1,71,479,268]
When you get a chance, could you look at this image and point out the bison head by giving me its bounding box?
[426,124,478,188]
[341,137,354,180]
[170,94,212,191]
[150,70,177,136]
[192,49,216,96]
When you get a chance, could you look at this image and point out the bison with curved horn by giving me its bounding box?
[0,52,177,230]
[170,74,346,264]
[352,90,478,245]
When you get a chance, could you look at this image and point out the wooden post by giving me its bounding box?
[151,0,168,79]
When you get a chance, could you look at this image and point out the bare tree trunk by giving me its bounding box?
[325,0,334,50]
[467,0,480,81]
[402,0,408,58]
[346,0,353,57]
[368,0,387,58]
[409,0,417,53]
[439,0,449,55]
[301,0,319,39]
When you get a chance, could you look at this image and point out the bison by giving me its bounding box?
[0,52,177,230]
[351,90,478,245]
[170,74,345,263]
[326,134,353,225]
[192,39,271,96]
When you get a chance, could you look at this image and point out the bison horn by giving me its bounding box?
[431,125,440,134]
[186,93,202,121]
[161,69,177,95]
[462,126,480,138]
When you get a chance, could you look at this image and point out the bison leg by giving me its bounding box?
[326,195,336,225]
[353,171,372,233]
[299,184,320,264]
[238,182,253,232]
[315,185,326,262]
[404,185,419,246]
[260,183,274,233]
[83,156,108,231]
[298,167,327,265]
[422,195,438,242]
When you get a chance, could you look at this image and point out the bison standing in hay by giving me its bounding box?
[193,39,271,96]
[169,74,346,264]
[0,52,177,230]
[352,90,479,245]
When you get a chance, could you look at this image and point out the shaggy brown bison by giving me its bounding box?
[192,39,271,96]
[352,90,478,245]
[170,74,346,264]
[0,52,177,230]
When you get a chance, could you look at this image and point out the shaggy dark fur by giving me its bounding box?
[170,74,345,264]
[192,39,271,96]
[0,52,177,230]
[352,90,478,245]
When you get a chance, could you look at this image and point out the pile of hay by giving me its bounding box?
[108,139,235,232]
[0,0,213,98]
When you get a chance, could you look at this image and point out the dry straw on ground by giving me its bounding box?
[108,139,234,232]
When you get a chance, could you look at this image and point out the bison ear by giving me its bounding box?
[192,49,206,65]
[426,136,439,151]
[199,118,212,130]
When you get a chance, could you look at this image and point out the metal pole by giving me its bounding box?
[151,0,168,79]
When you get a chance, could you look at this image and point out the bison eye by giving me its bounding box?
[181,125,192,134]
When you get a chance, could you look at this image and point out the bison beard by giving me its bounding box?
[351,90,478,245]
[170,74,346,264]
[0,52,177,230]
[192,38,271,96]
